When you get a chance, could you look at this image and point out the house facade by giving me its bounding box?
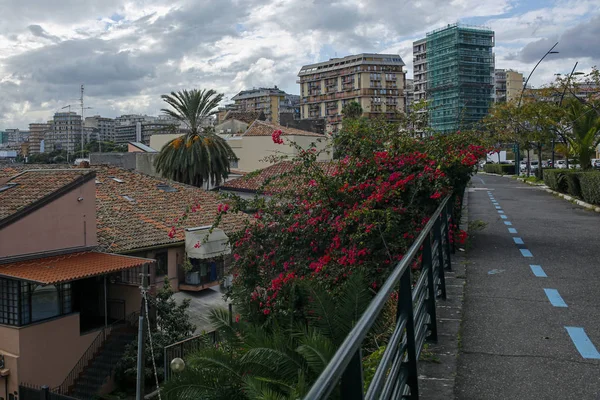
[0,169,155,397]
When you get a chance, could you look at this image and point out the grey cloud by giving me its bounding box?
[28,25,60,42]
[516,16,600,62]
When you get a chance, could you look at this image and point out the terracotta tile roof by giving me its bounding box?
[243,120,325,138]
[0,169,94,224]
[0,165,249,254]
[93,166,248,253]
[224,111,266,124]
[0,251,154,284]
[220,161,337,193]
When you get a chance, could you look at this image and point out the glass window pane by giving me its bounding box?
[31,285,60,322]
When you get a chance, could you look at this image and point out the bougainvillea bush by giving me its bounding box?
[213,119,489,323]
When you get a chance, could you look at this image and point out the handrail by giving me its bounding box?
[54,326,110,394]
[54,310,140,395]
[305,194,453,399]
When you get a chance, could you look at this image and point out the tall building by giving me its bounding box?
[5,129,29,145]
[280,94,301,120]
[85,116,116,142]
[413,23,495,134]
[297,53,406,134]
[405,79,415,114]
[413,39,427,105]
[47,112,83,153]
[28,123,52,154]
[506,70,524,103]
[494,69,507,103]
[231,87,287,123]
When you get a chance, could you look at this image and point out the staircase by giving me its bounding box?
[70,330,136,399]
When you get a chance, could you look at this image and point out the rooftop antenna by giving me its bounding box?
[80,84,93,156]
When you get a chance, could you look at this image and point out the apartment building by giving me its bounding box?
[4,129,30,146]
[28,123,52,154]
[405,79,415,114]
[231,87,287,123]
[47,112,83,153]
[413,23,495,134]
[494,69,507,103]
[413,39,427,105]
[506,70,524,103]
[85,116,116,142]
[297,53,406,134]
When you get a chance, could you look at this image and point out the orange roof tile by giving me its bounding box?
[0,165,249,254]
[243,120,325,138]
[220,161,337,193]
[0,169,94,223]
[0,251,154,284]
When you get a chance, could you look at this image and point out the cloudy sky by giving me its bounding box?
[1,0,599,129]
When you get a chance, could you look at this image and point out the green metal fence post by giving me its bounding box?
[399,271,419,399]
[423,231,438,343]
[340,349,365,400]
[434,215,448,300]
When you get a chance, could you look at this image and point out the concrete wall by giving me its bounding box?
[150,134,180,152]
[0,179,97,258]
[215,120,248,135]
[0,313,98,389]
[89,152,159,177]
[236,135,330,172]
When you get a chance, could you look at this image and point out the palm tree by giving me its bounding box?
[161,275,376,400]
[154,89,238,187]
[564,98,600,170]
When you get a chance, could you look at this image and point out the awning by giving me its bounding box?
[185,226,231,259]
[0,251,155,284]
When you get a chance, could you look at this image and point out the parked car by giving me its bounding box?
[594,159,600,169]
[530,161,539,172]
[555,160,567,169]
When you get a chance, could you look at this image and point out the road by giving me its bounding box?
[455,174,600,399]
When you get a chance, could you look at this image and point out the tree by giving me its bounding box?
[564,98,600,170]
[154,89,238,188]
[115,279,195,390]
[162,274,375,400]
[341,101,363,120]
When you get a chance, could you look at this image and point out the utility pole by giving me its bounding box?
[61,105,72,164]
[136,264,150,400]
[80,84,93,158]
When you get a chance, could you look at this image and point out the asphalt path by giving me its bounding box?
[455,174,600,399]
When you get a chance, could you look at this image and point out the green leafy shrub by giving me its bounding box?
[483,164,515,175]
[562,170,582,198]
[578,172,600,205]
[543,169,563,191]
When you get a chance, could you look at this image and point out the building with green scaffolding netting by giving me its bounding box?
[417,23,495,134]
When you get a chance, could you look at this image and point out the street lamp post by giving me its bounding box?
[515,42,559,176]
[553,63,584,169]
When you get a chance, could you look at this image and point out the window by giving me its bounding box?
[31,285,60,322]
[0,279,19,325]
[155,251,169,276]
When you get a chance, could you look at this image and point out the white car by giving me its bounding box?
[555,160,567,169]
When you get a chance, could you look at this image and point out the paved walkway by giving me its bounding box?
[455,174,600,399]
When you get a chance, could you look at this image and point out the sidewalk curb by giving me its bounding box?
[417,187,468,399]
[479,172,600,213]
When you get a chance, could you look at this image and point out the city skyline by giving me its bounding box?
[1,0,599,130]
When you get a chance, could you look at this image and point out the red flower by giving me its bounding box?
[167,226,176,238]
[272,130,284,144]
[218,203,230,213]
[430,191,442,199]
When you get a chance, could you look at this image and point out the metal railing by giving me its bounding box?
[305,194,454,400]
[53,325,114,395]
[20,383,78,400]
[163,330,219,382]
[53,310,139,395]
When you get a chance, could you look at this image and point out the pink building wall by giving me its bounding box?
[0,179,97,258]
[0,314,98,395]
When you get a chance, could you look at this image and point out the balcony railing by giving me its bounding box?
[305,195,454,400]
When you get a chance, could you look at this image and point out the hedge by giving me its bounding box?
[578,172,600,205]
[483,164,516,175]
[543,169,562,191]
[544,169,600,204]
